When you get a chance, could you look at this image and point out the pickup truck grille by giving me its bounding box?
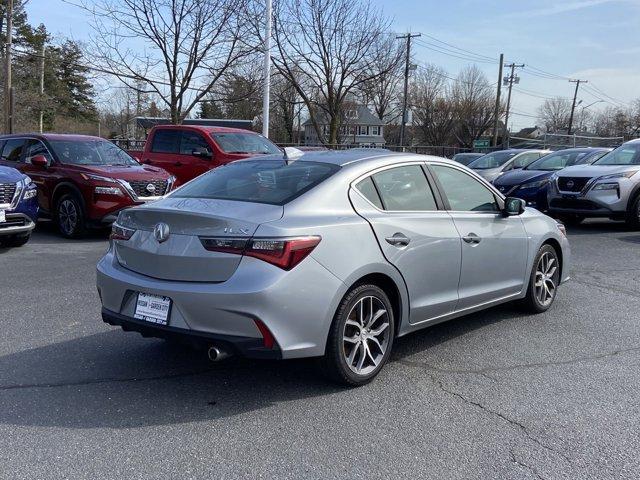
[557,177,591,192]
[129,180,168,198]
[0,182,17,204]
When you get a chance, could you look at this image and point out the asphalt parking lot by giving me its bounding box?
[1,220,640,480]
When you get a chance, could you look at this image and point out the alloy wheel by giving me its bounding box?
[59,199,78,235]
[534,251,557,307]
[342,296,390,376]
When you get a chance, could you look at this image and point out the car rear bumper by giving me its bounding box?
[0,212,36,236]
[101,308,282,359]
[96,246,346,359]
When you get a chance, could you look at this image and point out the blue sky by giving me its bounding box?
[26,0,640,130]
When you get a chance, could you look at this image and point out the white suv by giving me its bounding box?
[547,139,640,227]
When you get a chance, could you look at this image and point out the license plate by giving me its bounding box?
[134,292,171,325]
[0,210,5,223]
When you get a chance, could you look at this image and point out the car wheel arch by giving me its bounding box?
[52,182,85,211]
[540,237,563,282]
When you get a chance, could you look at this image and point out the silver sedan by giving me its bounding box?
[97,150,570,385]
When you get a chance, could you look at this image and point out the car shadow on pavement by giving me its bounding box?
[0,302,519,430]
[564,219,634,236]
[30,220,111,245]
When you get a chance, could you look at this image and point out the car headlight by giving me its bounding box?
[520,179,549,189]
[81,173,117,183]
[22,188,38,199]
[592,182,619,191]
[598,170,638,180]
[95,186,124,196]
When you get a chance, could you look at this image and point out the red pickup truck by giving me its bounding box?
[129,125,283,185]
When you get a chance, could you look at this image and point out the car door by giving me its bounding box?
[429,163,528,311]
[142,129,185,181]
[178,130,214,180]
[350,163,462,323]
[22,139,57,212]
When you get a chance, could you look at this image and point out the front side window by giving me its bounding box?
[24,140,54,163]
[48,139,138,166]
[512,152,541,169]
[468,151,517,169]
[180,131,210,155]
[171,160,339,205]
[151,129,181,154]
[594,143,640,165]
[211,132,281,155]
[370,165,438,211]
[431,164,499,212]
[1,139,27,163]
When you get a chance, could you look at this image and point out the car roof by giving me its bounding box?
[0,133,105,142]
[153,125,258,134]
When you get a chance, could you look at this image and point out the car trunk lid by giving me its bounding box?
[114,197,283,282]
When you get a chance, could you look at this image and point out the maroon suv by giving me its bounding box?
[0,134,175,237]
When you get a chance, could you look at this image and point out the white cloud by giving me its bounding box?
[503,0,621,19]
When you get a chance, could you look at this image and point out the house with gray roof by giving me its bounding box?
[303,105,386,146]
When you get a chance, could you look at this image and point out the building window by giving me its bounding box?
[348,126,356,135]
[345,109,358,120]
[359,126,368,136]
[371,126,380,136]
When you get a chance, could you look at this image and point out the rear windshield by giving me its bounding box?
[468,151,517,169]
[211,132,281,155]
[171,160,340,205]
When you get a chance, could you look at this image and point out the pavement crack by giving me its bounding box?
[397,344,640,375]
[427,373,572,466]
[572,277,640,299]
[0,368,214,392]
[510,448,545,480]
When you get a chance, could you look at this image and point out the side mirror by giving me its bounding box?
[192,148,212,158]
[30,155,49,168]
[503,197,525,216]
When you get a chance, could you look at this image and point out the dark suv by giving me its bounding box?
[0,134,175,237]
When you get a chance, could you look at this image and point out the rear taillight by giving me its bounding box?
[110,223,135,241]
[200,236,321,270]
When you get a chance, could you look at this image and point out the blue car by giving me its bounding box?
[0,165,38,247]
[492,147,612,212]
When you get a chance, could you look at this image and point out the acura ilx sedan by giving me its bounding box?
[97,150,570,385]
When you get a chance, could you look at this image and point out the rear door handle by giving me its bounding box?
[385,233,411,247]
[462,233,481,244]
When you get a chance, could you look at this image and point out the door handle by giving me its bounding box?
[385,233,411,247]
[462,233,481,244]
[174,161,183,167]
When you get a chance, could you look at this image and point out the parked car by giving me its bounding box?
[493,148,612,212]
[0,134,175,238]
[451,152,484,166]
[129,125,283,185]
[97,150,570,386]
[468,149,550,183]
[0,165,38,247]
[547,139,640,227]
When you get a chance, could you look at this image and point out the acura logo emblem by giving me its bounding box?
[146,183,156,194]
[566,180,575,188]
[154,222,170,243]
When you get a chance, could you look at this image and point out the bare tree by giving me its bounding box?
[358,36,404,122]
[272,0,394,145]
[80,0,255,124]
[410,65,455,146]
[537,97,572,133]
[451,65,495,147]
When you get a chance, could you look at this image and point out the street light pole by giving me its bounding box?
[396,32,420,149]
[262,0,272,138]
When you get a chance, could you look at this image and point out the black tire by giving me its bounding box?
[522,244,561,313]
[558,215,584,226]
[3,234,30,247]
[56,193,85,238]
[625,195,640,230]
[320,284,395,386]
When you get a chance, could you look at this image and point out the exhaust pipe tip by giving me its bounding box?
[207,345,231,362]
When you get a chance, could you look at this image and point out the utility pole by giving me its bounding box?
[396,32,420,148]
[568,79,587,135]
[492,53,504,147]
[262,0,272,138]
[502,62,524,147]
[4,0,13,134]
[38,44,45,133]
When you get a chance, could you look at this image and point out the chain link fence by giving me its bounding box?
[509,133,624,149]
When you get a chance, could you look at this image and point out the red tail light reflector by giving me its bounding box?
[200,236,321,270]
[253,319,275,349]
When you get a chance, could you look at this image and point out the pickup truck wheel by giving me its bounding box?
[626,195,640,230]
[56,194,85,238]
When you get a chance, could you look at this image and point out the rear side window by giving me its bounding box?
[432,165,499,212]
[171,160,340,205]
[151,130,180,154]
[355,177,383,209]
[2,139,27,162]
[371,165,438,211]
